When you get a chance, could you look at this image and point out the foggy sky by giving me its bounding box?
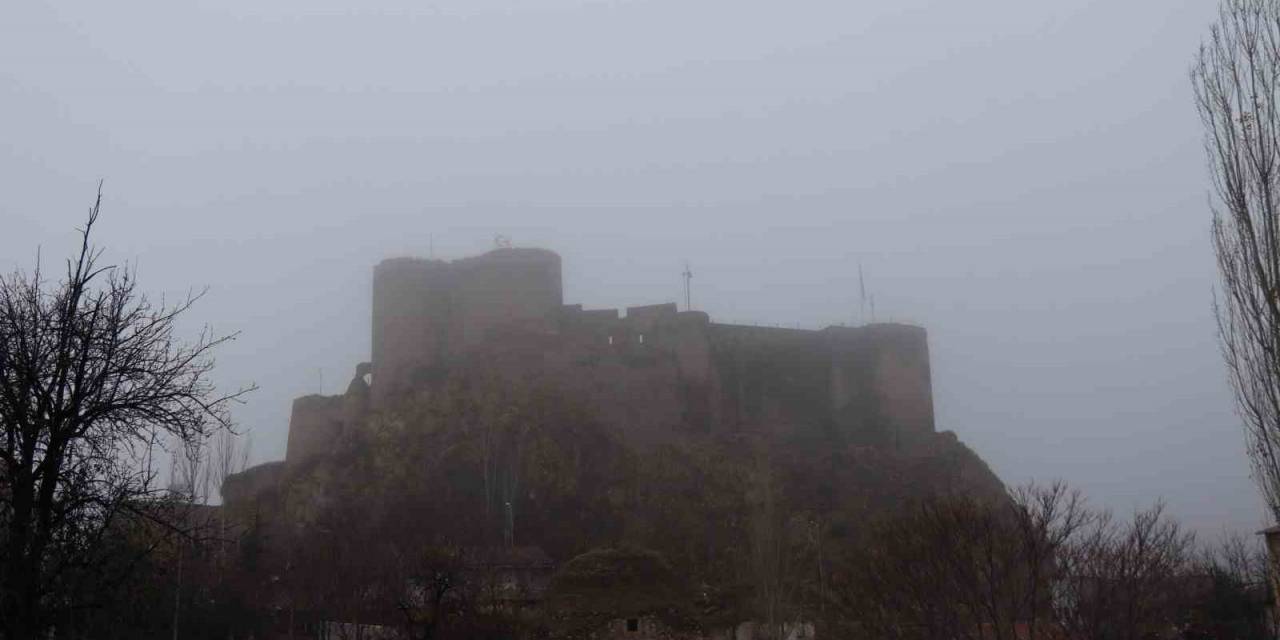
[2,1,1257,536]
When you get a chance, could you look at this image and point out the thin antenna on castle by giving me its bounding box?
[429,233,434,259]
[858,263,867,325]
[682,261,694,311]
[318,368,323,395]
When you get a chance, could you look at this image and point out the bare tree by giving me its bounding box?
[1053,502,1195,640]
[0,188,253,639]
[1006,482,1093,640]
[390,542,467,640]
[852,492,1003,640]
[165,430,250,640]
[212,429,250,504]
[1184,533,1280,638]
[210,429,249,573]
[848,483,1112,640]
[1194,0,1280,523]
[747,452,804,640]
[170,434,211,505]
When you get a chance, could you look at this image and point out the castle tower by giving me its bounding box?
[452,248,563,348]
[284,394,344,465]
[863,323,935,439]
[371,248,564,409]
[371,257,452,408]
[826,323,935,445]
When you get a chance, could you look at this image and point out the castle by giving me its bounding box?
[227,246,939,501]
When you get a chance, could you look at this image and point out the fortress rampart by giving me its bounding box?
[276,247,936,468]
[371,248,562,406]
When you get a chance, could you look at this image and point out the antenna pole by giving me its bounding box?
[682,262,694,311]
[858,263,867,325]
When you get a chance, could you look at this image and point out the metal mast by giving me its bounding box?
[682,262,694,311]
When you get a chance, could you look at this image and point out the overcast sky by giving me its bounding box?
[2,0,1258,535]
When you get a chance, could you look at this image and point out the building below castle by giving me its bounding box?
[226,247,938,503]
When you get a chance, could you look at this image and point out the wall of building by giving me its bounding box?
[826,323,934,447]
[707,324,833,439]
[865,323,934,441]
[452,248,562,348]
[371,257,453,407]
[463,302,705,447]
[347,247,934,458]
[371,248,562,409]
[220,460,285,506]
[222,246,975,552]
[284,394,346,465]
[444,298,935,449]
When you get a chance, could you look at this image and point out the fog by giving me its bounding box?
[2,1,1254,535]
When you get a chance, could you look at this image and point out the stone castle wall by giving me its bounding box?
[282,247,934,465]
[370,257,451,407]
[370,248,561,408]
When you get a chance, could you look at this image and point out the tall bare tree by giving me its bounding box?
[212,429,250,504]
[1053,502,1195,640]
[848,486,1191,640]
[1194,0,1280,522]
[0,188,253,639]
[747,452,804,640]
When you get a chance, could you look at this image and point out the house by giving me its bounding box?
[461,545,556,609]
[541,547,702,639]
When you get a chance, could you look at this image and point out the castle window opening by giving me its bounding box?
[608,335,613,345]
[626,618,639,632]
[638,333,644,344]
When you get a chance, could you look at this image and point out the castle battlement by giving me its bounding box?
[282,247,935,467]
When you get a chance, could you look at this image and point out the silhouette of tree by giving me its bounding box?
[0,187,252,639]
[844,484,1187,640]
[1053,502,1195,640]
[1182,534,1278,640]
[1194,0,1280,524]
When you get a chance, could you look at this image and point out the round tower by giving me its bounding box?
[825,322,935,446]
[862,323,935,440]
[371,257,452,408]
[453,248,563,347]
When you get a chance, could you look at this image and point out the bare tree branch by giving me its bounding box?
[1195,0,1280,524]
[0,186,255,639]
